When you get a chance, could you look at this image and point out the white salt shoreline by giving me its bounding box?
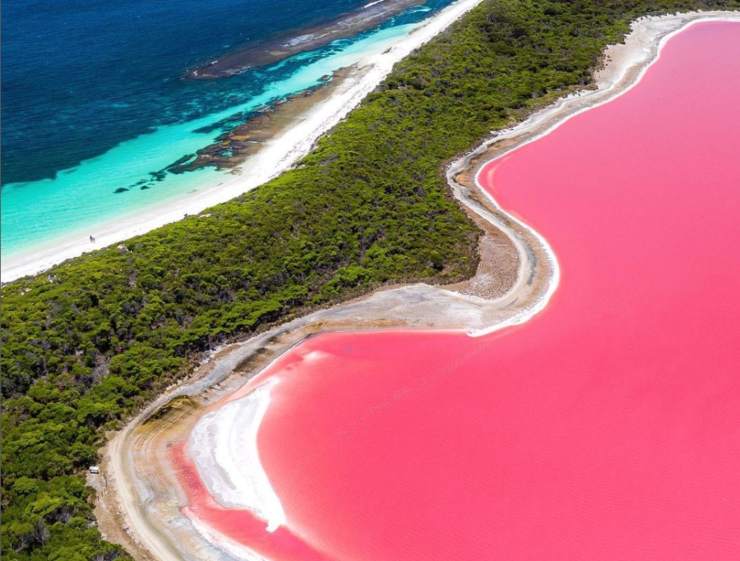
[188,379,286,532]
[1,0,484,283]
[459,10,740,334]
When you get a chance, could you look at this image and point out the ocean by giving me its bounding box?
[1,0,451,261]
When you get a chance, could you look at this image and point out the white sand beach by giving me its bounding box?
[1,0,484,283]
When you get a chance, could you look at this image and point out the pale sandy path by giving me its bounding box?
[98,10,740,561]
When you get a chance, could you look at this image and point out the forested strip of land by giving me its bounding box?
[2,1,738,559]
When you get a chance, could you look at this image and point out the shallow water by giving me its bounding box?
[174,21,740,560]
[0,0,444,259]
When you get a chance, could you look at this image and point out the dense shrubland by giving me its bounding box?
[2,1,738,559]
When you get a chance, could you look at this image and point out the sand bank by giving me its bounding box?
[96,10,739,561]
[1,0,483,283]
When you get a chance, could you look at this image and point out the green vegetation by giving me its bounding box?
[2,1,738,559]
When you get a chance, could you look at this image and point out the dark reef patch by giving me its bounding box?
[185,0,422,79]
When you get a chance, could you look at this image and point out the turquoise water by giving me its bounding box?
[1,3,437,261]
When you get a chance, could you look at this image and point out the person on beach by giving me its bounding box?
[89,234,96,243]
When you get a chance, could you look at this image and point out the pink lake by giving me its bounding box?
[173,21,740,561]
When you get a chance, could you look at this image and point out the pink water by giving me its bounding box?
[173,22,740,560]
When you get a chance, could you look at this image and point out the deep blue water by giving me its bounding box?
[2,0,391,185]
